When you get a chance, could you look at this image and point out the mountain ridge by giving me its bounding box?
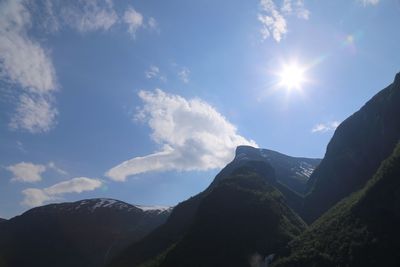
[0,198,172,267]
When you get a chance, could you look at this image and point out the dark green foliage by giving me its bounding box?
[160,170,306,267]
[303,74,400,223]
[272,143,400,267]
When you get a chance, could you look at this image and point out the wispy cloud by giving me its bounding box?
[357,0,380,6]
[21,177,103,207]
[311,121,340,133]
[178,67,190,83]
[9,94,58,133]
[123,7,144,38]
[258,0,309,42]
[148,17,158,30]
[145,65,166,82]
[6,162,47,183]
[0,0,58,133]
[145,65,160,79]
[0,0,157,134]
[106,89,257,181]
[16,141,27,153]
[61,0,118,32]
[47,162,68,175]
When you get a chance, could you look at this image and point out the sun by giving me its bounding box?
[278,62,306,90]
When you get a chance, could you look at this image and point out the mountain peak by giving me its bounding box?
[235,145,259,155]
[395,72,400,84]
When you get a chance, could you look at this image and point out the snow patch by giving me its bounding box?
[135,205,171,213]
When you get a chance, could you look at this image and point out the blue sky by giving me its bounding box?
[1,0,399,219]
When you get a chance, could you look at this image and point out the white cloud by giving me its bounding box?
[44,177,102,195]
[1,0,157,134]
[178,67,190,83]
[148,17,158,30]
[6,161,67,183]
[21,177,102,207]
[358,0,380,6]
[311,121,340,133]
[258,0,309,42]
[145,65,160,79]
[6,162,46,183]
[21,188,52,207]
[0,0,58,133]
[61,0,118,32]
[123,7,144,37]
[47,162,68,175]
[106,89,257,181]
[9,94,58,133]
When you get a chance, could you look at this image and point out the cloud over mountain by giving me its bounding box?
[106,89,257,181]
[21,177,103,207]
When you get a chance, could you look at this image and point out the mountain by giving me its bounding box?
[0,219,6,223]
[272,142,400,267]
[158,168,307,267]
[211,146,321,195]
[0,198,171,267]
[303,73,400,223]
[110,148,318,267]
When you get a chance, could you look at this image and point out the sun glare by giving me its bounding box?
[278,63,306,90]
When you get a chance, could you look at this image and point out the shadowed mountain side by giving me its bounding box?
[159,170,307,267]
[303,73,400,223]
[272,143,400,267]
[111,150,319,266]
[109,148,318,267]
[108,159,277,267]
[0,199,171,267]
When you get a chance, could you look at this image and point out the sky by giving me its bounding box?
[1,0,399,219]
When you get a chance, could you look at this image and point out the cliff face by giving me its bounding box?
[303,73,400,223]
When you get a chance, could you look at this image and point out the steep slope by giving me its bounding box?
[0,199,171,267]
[272,143,400,267]
[159,169,307,267]
[303,72,400,223]
[212,146,321,194]
[110,148,318,266]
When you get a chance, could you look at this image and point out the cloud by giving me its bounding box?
[148,17,158,30]
[145,65,160,79]
[21,177,102,207]
[1,0,157,134]
[106,89,257,181]
[21,188,51,207]
[145,65,166,82]
[9,94,58,133]
[0,0,58,133]
[6,162,47,183]
[6,161,67,183]
[178,67,190,83]
[61,0,118,32]
[123,7,144,37]
[357,0,380,6]
[47,162,68,175]
[258,0,309,42]
[311,121,340,133]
